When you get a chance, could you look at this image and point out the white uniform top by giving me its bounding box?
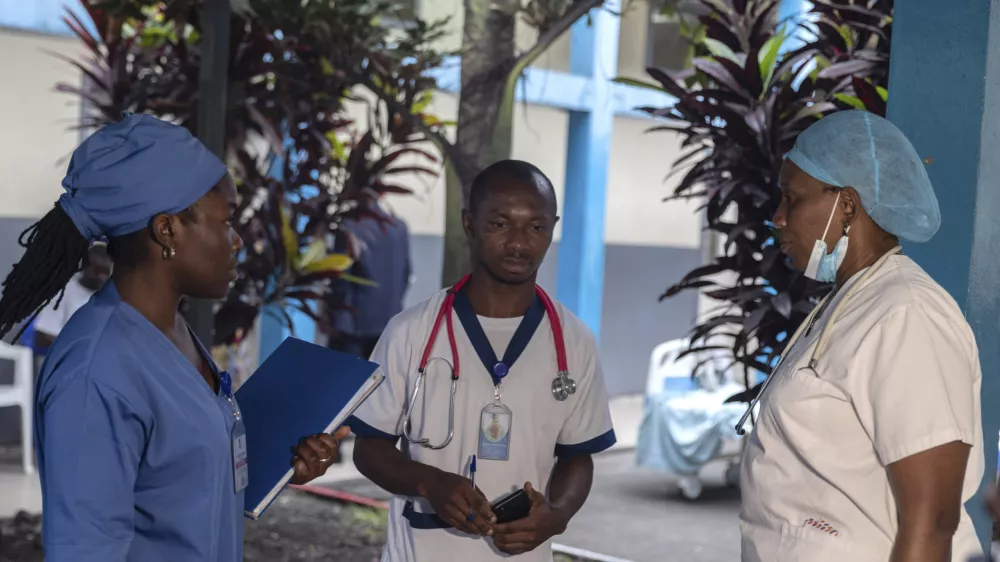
[740,254,984,562]
[35,275,97,338]
[350,288,616,562]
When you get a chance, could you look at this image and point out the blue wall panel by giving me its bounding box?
[888,0,1000,548]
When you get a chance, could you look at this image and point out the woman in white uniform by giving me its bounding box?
[740,110,985,562]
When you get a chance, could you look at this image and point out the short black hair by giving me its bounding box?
[467,159,557,216]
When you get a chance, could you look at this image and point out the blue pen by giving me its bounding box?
[467,455,477,521]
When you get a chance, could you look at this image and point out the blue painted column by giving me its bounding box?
[556,2,621,340]
[887,0,1000,549]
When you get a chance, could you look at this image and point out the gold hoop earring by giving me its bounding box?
[162,246,176,260]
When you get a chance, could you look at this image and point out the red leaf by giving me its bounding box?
[370,181,414,195]
[381,165,439,177]
[646,67,689,99]
[851,76,887,117]
[817,58,875,81]
[693,58,750,98]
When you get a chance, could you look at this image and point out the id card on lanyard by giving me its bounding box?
[453,291,545,462]
[220,371,248,493]
[479,373,513,461]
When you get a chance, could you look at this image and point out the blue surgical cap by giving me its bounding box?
[785,110,940,243]
[59,113,228,242]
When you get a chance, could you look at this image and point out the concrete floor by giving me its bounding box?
[327,446,742,562]
[1,394,746,561]
[560,450,741,562]
[1,393,732,562]
[0,463,41,518]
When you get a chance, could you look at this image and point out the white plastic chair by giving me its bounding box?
[0,342,34,474]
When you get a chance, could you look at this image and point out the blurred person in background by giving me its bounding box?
[326,188,411,359]
[32,242,112,352]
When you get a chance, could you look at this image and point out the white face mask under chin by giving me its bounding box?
[803,192,849,283]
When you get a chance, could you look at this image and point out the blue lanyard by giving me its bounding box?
[219,371,241,419]
[451,290,546,387]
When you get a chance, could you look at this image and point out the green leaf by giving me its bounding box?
[301,254,354,275]
[703,38,741,65]
[876,85,888,102]
[184,25,200,44]
[836,23,854,51]
[341,273,379,287]
[320,57,336,76]
[611,77,668,93]
[326,131,347,164]
[279,206,298,268]
[411,90,433,114]
[833,93,867,110]
[692,22,707,45]
[296,239,327,270]
[758,34,784,88]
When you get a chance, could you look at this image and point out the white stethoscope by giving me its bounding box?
[735,246,902,435]
[401,274,575,450]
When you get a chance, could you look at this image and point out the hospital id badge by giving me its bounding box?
[232,419,249,493]
[478,403,512,461]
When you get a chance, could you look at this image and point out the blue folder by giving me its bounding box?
[235,336,384,519]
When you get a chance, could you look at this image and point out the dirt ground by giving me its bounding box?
[0,489,585,562]
[0,491,386,562]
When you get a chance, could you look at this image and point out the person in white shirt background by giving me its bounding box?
[32,242,112,350]
[347,159,616,562]
[738,110,984,562]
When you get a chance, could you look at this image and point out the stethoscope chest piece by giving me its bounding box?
[551,370,577,401]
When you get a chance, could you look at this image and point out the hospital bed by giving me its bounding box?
[634,339,759,500]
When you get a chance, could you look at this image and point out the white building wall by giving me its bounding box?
[0,29,82,219]
[369,92,701,250]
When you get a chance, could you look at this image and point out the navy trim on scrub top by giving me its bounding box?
[451,289,546,386]
[402,290,546,531]
[402,504,451,529]
[554,429,617,458]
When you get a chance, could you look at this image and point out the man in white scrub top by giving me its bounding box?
[349,160,616,562]
[740,110,985,562]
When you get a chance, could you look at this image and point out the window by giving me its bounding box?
[646,0,697,71]
[382,0,421,30]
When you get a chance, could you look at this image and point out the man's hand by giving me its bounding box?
[419,471,496,536]
[491,482,568,555]
[289,426,351,485]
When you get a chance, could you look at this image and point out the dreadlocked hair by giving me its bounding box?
[0,204,90,342]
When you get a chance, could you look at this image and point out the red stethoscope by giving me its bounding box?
[401,274,575,450]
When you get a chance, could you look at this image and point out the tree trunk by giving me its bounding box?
[441,0,517,288]
[190,0,231,347]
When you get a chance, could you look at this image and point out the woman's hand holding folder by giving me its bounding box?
[289,426,351,485]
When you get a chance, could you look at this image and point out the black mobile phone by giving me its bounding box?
[490,489,531,524]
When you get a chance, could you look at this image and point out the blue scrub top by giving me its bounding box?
[34,282,244,562]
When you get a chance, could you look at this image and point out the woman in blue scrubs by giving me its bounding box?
[0,113,349,561]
